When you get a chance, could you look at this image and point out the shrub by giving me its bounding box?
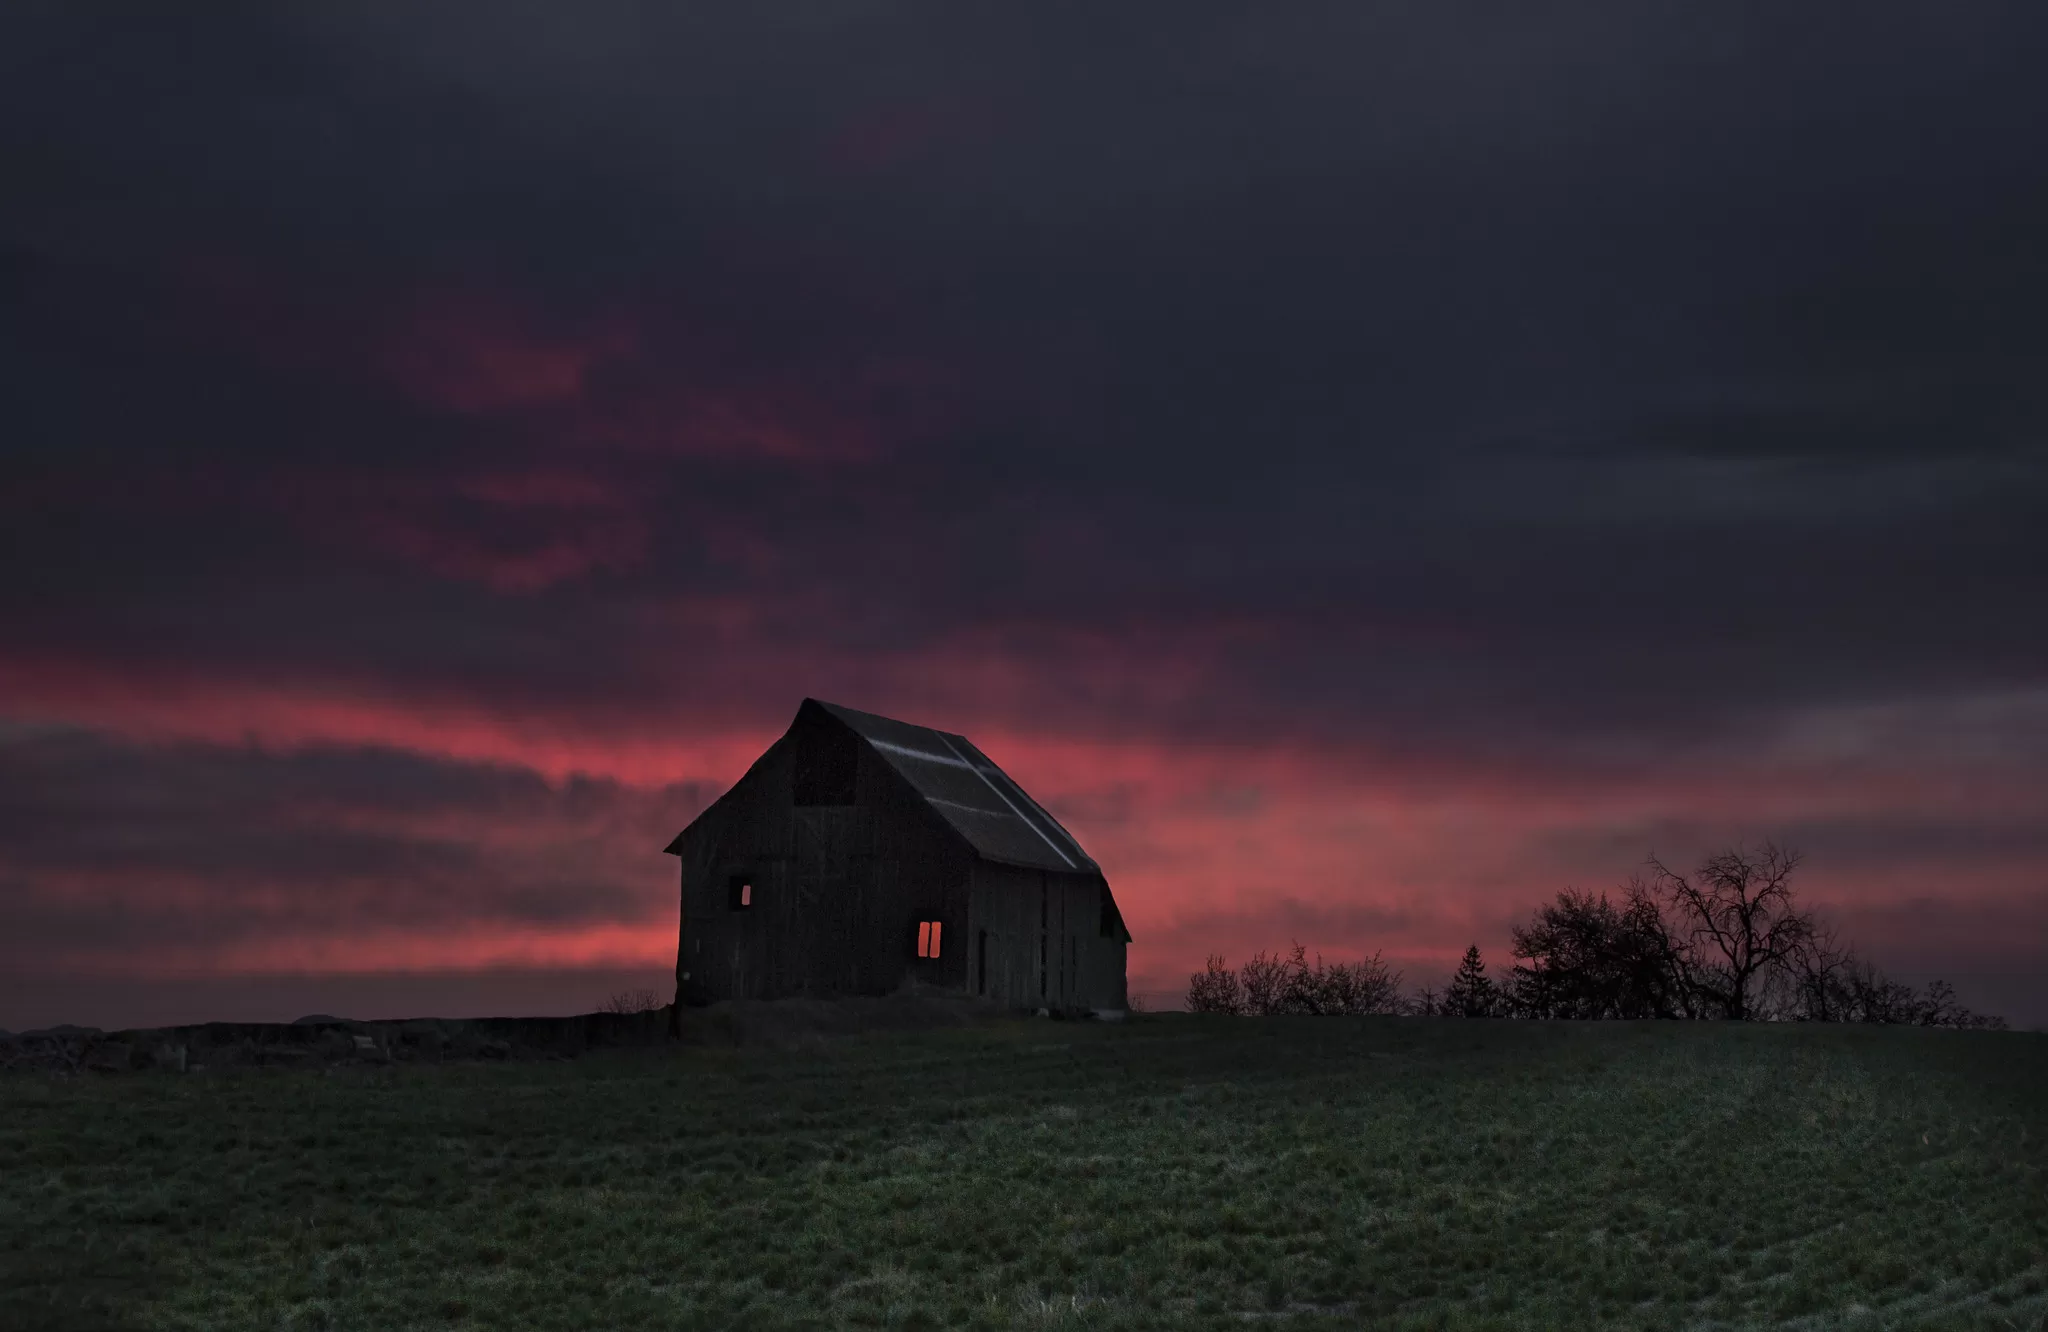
[598,988,664,1015]
[1186,955,1243,1014]
[1185,944,1404,1016]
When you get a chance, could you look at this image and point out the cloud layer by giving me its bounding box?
[3,5,2044,1028]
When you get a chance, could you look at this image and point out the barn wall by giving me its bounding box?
[676,708,977,1004]
[675,734,796,1004]
[967,861,1035,1008]
[1077,876,1130,1011]
[966,864,1128,1012]
[671,816,716,1007]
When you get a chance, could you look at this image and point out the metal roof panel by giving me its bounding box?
[812,699,1100,873]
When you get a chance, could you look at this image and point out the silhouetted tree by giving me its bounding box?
[1186,955,1244,1014]
[1279,943,1406,1015]
[599,988,663,1015]
[1185,945,1405,1016]
[1237,950,1290,1015]
[1185,848,2007,1026]
[1443,945,1501,1017]
[1645,842,1814,1021]
[1787,926,1857,1022]
[1908,979,2005,1029]
[1508,888,1686,1019]
[1843,958,1923,1024]
[1788,933,2005,1029]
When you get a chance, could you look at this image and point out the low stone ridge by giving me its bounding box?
[0,995,1008,1074]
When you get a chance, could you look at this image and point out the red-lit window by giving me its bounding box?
[728,876,753,911]
[916,920,943,958]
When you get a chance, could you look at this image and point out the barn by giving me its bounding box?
[664,698,1130,1014]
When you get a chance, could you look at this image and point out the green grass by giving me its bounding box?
[3,1017,2045,1331]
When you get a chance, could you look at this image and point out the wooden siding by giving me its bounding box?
[672,703,1126,1011]
[965,863,1127,1012]
[676,707,979,1004]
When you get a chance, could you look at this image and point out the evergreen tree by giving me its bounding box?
[1444,944,1499,1017]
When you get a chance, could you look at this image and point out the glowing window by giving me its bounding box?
[916,920,943,958]
[728,876,753,911]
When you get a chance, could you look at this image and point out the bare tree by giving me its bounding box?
[1788,925,1857,1023]
[1239,950,1291,1016]
[1789,935,2006,1029]
[1645,842,1814,1021]
[1909,979,2006,1030]
[1186,955,1244,1014]
[1280,943,1405,1015]
[599,988,663,1015]
[1843,958,1921,1023]
[1184,945,1405,1017]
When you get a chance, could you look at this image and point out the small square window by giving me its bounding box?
[728,875,754,911]
[916,920,943,959]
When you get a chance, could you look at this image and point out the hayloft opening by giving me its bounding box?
[728,875,753,910]
[917,920,943,958]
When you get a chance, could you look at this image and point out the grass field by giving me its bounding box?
[3,1015,2044,1331]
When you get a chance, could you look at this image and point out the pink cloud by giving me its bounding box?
[32,260,985,606]
[174,260,938,463]
[378,293,638,414]
[3,628,2042,1022]
[350,476,651,593]
[571,389,881,463]
[0,651,769,787]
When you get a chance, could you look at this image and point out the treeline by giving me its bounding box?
[1187,842,2006,1029]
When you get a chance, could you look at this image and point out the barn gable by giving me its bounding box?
[662,699,1104,876]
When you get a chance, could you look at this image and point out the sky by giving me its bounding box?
[4,5,2046,1030]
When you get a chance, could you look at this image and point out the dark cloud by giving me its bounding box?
[0,727,704,971]
[2,5,2045,1024]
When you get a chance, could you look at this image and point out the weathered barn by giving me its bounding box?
[665,699,1130,1013]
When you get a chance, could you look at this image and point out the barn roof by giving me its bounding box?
[813,699,1100,874]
